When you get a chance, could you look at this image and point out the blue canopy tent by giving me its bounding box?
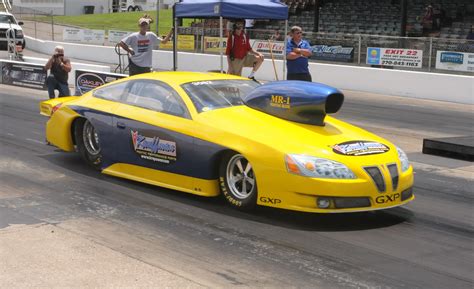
[172,0,289,75]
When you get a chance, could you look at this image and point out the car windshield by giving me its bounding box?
[0,15,17,24]
[181,80,259,113]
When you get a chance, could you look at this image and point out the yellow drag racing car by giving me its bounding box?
[40,72,414,213]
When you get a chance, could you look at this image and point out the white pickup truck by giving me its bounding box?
[0,11,25,51]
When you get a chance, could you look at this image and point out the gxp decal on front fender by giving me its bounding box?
[259,197,282,205]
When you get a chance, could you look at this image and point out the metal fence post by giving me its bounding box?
[51,12,55,41]
[428,37,433,72]
[358,34,362,64]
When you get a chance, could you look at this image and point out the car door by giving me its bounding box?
[86,80,130,167]
[112,79,197,188]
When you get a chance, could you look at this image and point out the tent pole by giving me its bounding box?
[172,4,177,71]
[219,16,223,73]
[283,20,288,80]
[174,17,178,71]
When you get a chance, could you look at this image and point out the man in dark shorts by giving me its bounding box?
[120,16,173,76]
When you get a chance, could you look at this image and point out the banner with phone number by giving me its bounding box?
[366,47,423,68]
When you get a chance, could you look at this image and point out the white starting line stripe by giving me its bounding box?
[25,138,44,144]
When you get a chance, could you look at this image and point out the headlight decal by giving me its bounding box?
[396,147,410,172]
[285,154,356,179]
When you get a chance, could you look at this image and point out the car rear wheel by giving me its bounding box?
[219,153,257,210]
[75,119,102,170]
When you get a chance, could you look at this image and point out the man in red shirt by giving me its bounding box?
[226,19,263,80]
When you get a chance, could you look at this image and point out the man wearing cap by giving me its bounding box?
[120,17,173,76]
[226,19,264,80]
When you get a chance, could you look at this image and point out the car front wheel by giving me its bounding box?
[219,153,257,210]
[74,119,102,170]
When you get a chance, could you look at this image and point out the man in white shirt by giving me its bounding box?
[120,17,173,76]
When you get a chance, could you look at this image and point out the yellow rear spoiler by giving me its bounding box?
[39,96,79,117]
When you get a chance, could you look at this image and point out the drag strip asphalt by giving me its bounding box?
[0,86,472,288]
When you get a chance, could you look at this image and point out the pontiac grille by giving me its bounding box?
[364,166,386,193]
[387,164,399,191]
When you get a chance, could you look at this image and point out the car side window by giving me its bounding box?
[124,80,189,118]
[93,81,129,101]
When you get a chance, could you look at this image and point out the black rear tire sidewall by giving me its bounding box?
[219,152,257,210]
[74,119,102,170]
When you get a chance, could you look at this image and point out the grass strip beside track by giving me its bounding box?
[26,10,193,34]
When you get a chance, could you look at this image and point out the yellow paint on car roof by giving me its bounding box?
[129,71,249,85]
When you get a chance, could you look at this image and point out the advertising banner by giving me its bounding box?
[311,45,354,62]
[63,28,83,42]
[203,37,227,53]
[82,29,105,45]
[366,47,423,68]
[160,35,195,51]
[0,61,47,90]
[108,30,133,44]
[435,51,474,72]
[63,28,105,45]
[75,70,126,95]
[252,40,285,56]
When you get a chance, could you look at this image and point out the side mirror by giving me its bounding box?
[18,21,24,26]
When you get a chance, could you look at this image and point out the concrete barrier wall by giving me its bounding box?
[26,36,473,104]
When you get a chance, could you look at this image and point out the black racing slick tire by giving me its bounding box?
[219,152,257,210]
[74,119,102,170]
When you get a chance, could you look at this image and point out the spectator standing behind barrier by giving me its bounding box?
[119,17,173,76]
[226,19,264,80]
[286,26,312,82]
[44,45,71,99]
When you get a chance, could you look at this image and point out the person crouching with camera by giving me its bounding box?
[44,46,71,99]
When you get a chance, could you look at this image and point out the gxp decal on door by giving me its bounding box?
[131,130,177,163]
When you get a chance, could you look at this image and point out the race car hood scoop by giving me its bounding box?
[243,81,344,126]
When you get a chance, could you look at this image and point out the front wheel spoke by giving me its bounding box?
[246,177,255,186]
[244,162,252,174]
[241,179,247,194]
[230,174,243,185]
[236,159,244,173]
